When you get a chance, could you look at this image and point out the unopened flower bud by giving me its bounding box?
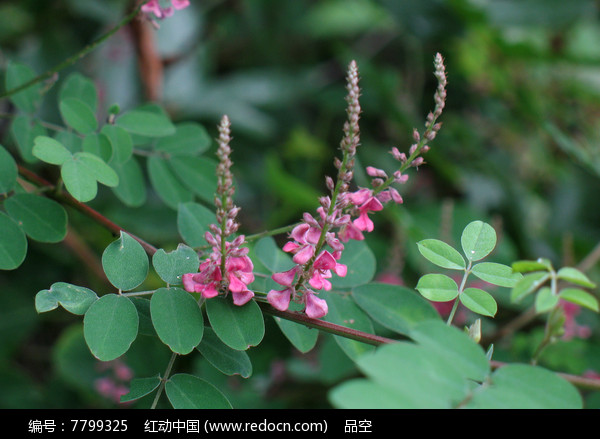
[413,128,420,142]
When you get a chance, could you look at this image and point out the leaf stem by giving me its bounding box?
[151,352,178,409]
[447,261,471,325]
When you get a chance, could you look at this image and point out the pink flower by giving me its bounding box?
[309,251,347,290]
[183,255,255,305]
[304,291,328,319]
[225,256,255,305]
[348,188,383,232]
[182,260,221,299]
[172,0,190,9]
[272,266,300,287]
[142,0,189,19]
[267,288,293,311]
[560,300,591,340]
[338,221,364,242]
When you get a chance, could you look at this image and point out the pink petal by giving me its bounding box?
[293,245,315,265]
[171,0,190,10]
[141,0,162,17]
[283,241,299,253]
[338,223,364,242]
[314,251,336,270]
[290,223,310,243]
[272,266,299,286]
[227,256,253,273]
[228,274,247,293]
[304,293,328,319]
[232,290,254,306]
[353,210,374,232]
[334,263,347,277]
[202,283,220,299]
[349,188,371,206]
[182,273,198,292]
[364,196,384,212]
[267,288,292,311]
[306,227,322,245]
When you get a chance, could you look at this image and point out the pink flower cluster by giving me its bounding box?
[142,0,189,19]
[94,359,133,404]
[560,300,591,340]
[182,235,255,306]
[267,209,348,319]
[182,115,255,306]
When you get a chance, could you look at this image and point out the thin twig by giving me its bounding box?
[0,2,148,100]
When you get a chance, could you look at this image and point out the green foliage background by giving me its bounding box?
[2,0,600,408]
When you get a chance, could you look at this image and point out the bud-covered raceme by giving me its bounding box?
[182,115,255,306]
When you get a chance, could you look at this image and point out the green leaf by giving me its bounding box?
[83,294,138,361]
[129,297,156,337]
[155,122,212,156]
[415,273,459,302]
[152,244,200,285]
[101,125,133,165]
[116,110,176,137]
[59,72,98,112]
[11,115,47,163]
[465,364,582,409]
[177,202,216,248]
[35,290,58,313]
[409,320,490,382]
[254,236,295,273]
[511,272,549,303]
[556,267,596,289]
[329,321,490,409]
[168,156,218,205]
[75,152,119,187]
[330,239,376,288]
[512,258,553,273]
[150,287,204,354]
[461,220,497,261]
[32,136,72,165]
[0,144,17,194]
[329,379,410,409]
[206,297,264,350]
[272,311,319,353]
[460,288,497,317]
[148,156,194,209]
[120,375,161,403]
[322,291,375,360]
[534,287,559,314]
[559,288,599,312]
[110,156,147,207]
[165,374,232,409]
[0,212,27,270]
[351,282,440,336]
[471,262,523,287]
[82,133,112,162]
[417,239,466,270]
[4,193,68,243]
[59,97,98,134]
[357,342,467,408]
[5,61,41,113]
[102,231,149,291]
[196,327,253,377]
[35,282,98,315]
[60,157,98,202]
[54,130,81,154]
